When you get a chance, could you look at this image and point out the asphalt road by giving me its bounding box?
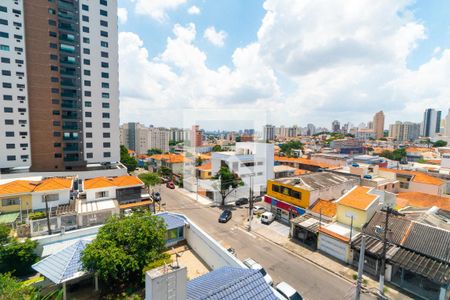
[159,186,376,300]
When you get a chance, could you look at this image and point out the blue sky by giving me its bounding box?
[117,0,450,130]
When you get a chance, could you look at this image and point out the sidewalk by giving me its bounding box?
[249,218,411,300]
[177,188,214,206]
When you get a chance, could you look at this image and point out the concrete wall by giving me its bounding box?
[31,190,71,211]
[184,215,245,270]
[85,186,117,201]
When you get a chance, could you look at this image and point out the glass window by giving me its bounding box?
[6,155,16,161]
[82,4,89,11]
[0,31,9,38]
[103,152,111,158]
[0,6,7,13]
[2,198,20,206]
[1,57,10,63]
[100,9,108,16]
[82,15,89,22]
[0,44,10,51]
[100,41,108,48]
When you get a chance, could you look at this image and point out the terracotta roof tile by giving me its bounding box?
[196,163,212,171]
[379,168,444,186]
[338,186,378,210]
[310,200,337,218]
[150,154,193,164]
[34,178,73,192]
[318,227,350,242]
[0,178,73,196]
[0,180,36,196]
[396,192,450,210]
[84,176,143,190]
[274,156,335,169]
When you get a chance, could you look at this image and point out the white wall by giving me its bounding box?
[31,190,71,211]
[0,166,127,180]
[0,0,31,169]
[85,186,117,201]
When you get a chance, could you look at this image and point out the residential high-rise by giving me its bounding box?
[421,108,442,137]
[120,123,170,155]
[388,121,420,141]
[1,0,120,172]
[306,123,316,135]
[445,109,450,137]
[191,125,202,147]
[169,128,184,143]
[148,127,169,153]
[263,124,275,141]
[332,120,340,132]
[373,111,385,139]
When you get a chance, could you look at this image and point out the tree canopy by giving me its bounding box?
[120,145,137,172]
[0,238,38,276]
[81,212,167,289]
[279,140,304,157]
[0,224,10,245]
[212,145,222,152]
[213,164,244,206]
[379,148,406,162]
[433,140,448,147]
[147,148,163,155]
[0,273,39,300]
[138,172,161,190]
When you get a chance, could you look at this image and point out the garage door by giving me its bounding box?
[318,234,348,262]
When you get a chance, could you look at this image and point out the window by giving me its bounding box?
[20,143,28,148]
[12,9,21,15]
[7,155,16,161]
[51,88,59,93]
[49,31,57,37]
[100,9,108,16]
[103,132,110,138]
[102,122,110,128]
[2,198,20,206]
[6,144,15,149]
[0,32,9,38]
[100,41,108,48]
[44,194,59,202]
[102,102,110,108]
[84,91,91,97]
[0,6,7,13]
[87,153,93,159]
[102,112,110,118]
[1,70,11,76]
[101,62,109,68]
[101,82,109,88]
[85,101,92,107]
[101,72,109,78]
[50,54,57,60]
[85,111,92,117]
[82,26,89,33]
[51,65,58,71]
[53,121,60,126]
[86,122,92,128]
[1,57,10,63]
[0,19,7,25]
[103,152,111,158]
[83,37,90,44]
[103,142,110,148]
[4,107,13,113]
[290,190,301,199]
[272,184,280,193]
[4,120,13,125]
[52,110,60,115]
[2,82,12,88]
[0,44,10,51]
[86,132,93,138]
[101,51,108,58]
[83,48,90,54]
[3,95,12,100]
[52,99,60,104]
[53,132,61,137]
[54,153,62,158]
[100,0,108,6]
[83,59,90,65]
[100,20,108,27]
[51,77,59,83]
[54,143,61,147]
[84,80,91,86]
[86,142,93,148]
[82,4,89,11]
[95,191,108,199]
[82,15,89,22]
[102,93,109,99]
[5,132,14,137]
[100,31,108,37]
[48,19,56,26]
[48,8,56,14]
[84,69,91,76]
[400,182,409,189]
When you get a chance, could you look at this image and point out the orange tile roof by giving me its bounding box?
[150,154,192,164]
[310,200,337,218]
[318,227,350,242]
[34,178,73,192]
[137,154,150,159]
[196,162,212,171]
[274,156,334,169]
[406,147,434,153]
[294,169,309,176]
[128,149,135,154]
[396,192,450,210]
[84,176,143,190]
[0,180,36,196]
[379,168,444,186]
[338,186,378,210]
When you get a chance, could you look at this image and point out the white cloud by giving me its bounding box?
[117,7,128,24]
[135,0,186,22]
[187,5,201,15]
[119,0,450,127]
[203,26,227,47]
[119,25,280,124]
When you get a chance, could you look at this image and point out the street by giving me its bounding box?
[159,186,376,300]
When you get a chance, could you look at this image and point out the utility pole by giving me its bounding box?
[196,175,199,202]
[248,175,254,232]
[44,194,52,235]
[355,235,366,300]
[379,207,391,298]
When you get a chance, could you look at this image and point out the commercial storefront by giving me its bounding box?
[264,195,305,224]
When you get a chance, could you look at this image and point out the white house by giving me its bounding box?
[212,142,274,198]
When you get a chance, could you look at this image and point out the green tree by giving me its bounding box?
[433,140,448,147]
[279,140,304,157]
[120,145,137,172]
[0,224,11,245]
[235,136,241,142]
[380,148,406,162]
[213,165,244,206]
[0,273,39,300]
[0,239,38,276]
[81,212,167,290]
[195,156,203,167]
[212,145,222,152]
[138,172,161,193]
[158,166,172,178]
[169,140,178,146]
[147,148,163,155]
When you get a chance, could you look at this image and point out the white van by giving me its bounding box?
[261,212,275,224]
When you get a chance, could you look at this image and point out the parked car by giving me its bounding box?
[253,196,263,202]
[218,210,232,223]
[275,282,303,300]
[235,198,249,206]
[151,192,161,202]
[166,181,175,189]
[261,212,275,224]
[242,258,273,286]
[253,206,266,215]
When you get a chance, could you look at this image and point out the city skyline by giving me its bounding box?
[117,0,450,128]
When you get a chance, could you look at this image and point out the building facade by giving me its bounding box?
[389,121,420,141]
[263,124,275,141]
[1,0,120,172]
[421,108,442,137]
[373,110,385,139]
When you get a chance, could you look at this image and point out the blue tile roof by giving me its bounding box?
[187,267,277,300]
[155,212,187,230]
[32,240,91,284]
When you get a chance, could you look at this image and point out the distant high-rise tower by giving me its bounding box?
[0,0,120,171]
[445,109,450,137]
[421,108,442,137]
[332,120,340,133]
[263,125,275,141]
[373,111,385,139]
[191,125,202,147]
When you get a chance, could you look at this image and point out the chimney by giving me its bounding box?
[145,266,187,300]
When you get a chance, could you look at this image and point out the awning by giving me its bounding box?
[119,200,153,210]
[76,199,118,214]
[0,212,19,224]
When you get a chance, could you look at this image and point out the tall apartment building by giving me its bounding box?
[0,1,31,170]
[263,124,275,141]
[445,109,450,137]
[389,121,420,141]
[332,120,340,132]
[169,128,184,143]
[373,110,385,139]
[119,123,170,155]
[421,108,441,137]
[148,127,169,153]
[191,125,202,147]
[0,0,120,172]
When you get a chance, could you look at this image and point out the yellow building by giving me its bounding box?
[0,180,34,213]
[267,179,310,209]
[196,163,212,179]
[336,186,381,229]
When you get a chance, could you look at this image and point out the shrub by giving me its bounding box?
[28,212,46,220]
